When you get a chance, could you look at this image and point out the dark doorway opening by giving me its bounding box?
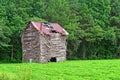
[50,57,56,62]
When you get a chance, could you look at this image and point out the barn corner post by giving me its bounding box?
[22,21,68,63]
[21,31,25,62]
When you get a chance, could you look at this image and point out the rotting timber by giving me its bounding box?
[22,21,68,63]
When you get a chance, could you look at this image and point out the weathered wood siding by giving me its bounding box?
[39,33,66,62]
[39,34,51,63]
[22,24,40,62]
[22,24,67,63]
[50,33,66,61]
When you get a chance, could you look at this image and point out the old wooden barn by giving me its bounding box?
[22,21,68,63]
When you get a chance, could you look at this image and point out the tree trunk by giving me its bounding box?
[82,39,86,59]
[11,45,14,59]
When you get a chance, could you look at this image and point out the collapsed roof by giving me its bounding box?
[30,21,69,36]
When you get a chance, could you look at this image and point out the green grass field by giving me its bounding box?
[0,59,120,80]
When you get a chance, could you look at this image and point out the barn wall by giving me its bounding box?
[39,34,51,63]
[22,24,40,62]
[39,33,67,63]
[22,23,67,63]
[50,33,66,61]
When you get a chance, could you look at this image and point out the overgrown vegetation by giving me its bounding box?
[0,66,32,80]
[0,60,120,80]
[1,0,120,62]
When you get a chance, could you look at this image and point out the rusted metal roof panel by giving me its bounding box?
[31,21,68,36]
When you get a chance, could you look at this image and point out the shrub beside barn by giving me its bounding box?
[22,21,68,63]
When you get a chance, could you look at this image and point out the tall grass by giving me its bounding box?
[0,72,16,80]
[17,66,32,80]
[0,66,32,80]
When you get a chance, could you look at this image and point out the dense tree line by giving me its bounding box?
[0,0,120,62]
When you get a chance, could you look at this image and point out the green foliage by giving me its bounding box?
[29,17,47,22]
[43,0,70,25]
[1,0,120,61]
[88,25,104,42]
[0,26,12,47]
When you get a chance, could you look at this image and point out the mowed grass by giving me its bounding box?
[0,60,120,80]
